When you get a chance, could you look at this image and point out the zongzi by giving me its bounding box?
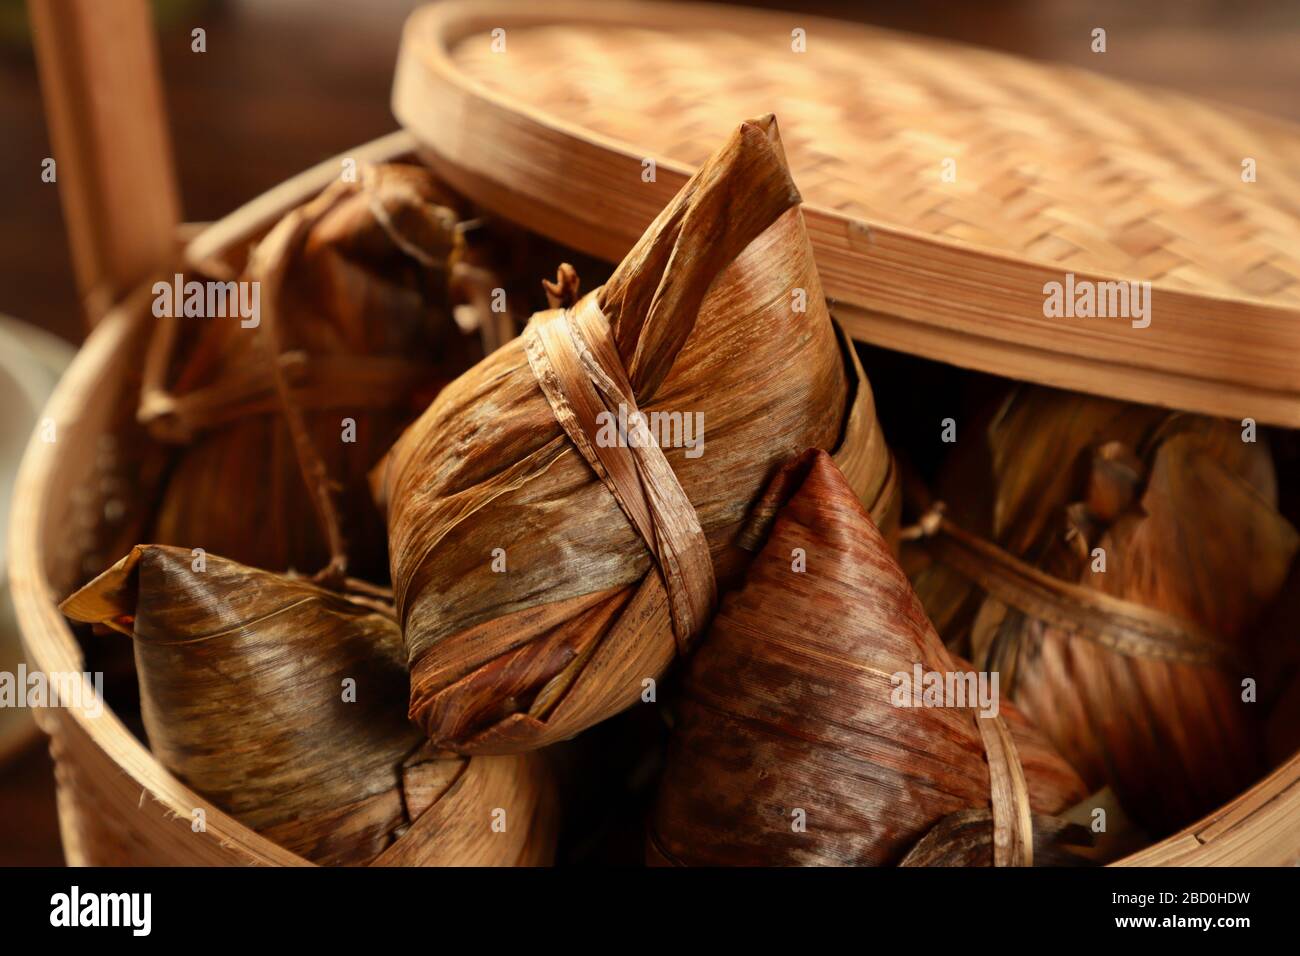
[143,164,481,582]
[377,116,897,754]
[648,450,1087,866]
[61,545,557,866]
[907,386,1298,832]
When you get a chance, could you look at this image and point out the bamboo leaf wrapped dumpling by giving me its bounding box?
[908,387,1299,832]
[145,164,481,581]
[61,545,557,866]
[648,450,1088,866]
[376,116,898,753]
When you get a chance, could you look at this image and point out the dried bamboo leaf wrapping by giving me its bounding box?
[898,809,1091,867]
[147,164,481,580]
[911,387,1299,832]
[378,117,897,753]
[648,450,1085,867]
[61,545,557,866]
[907,391,1166,643]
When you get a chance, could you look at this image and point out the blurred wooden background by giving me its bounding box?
[1,0,1297,865]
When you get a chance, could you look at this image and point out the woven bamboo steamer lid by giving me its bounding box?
[394,0,1300,427]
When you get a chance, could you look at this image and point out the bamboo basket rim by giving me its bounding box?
[10,125,1300,866]
[393,0,1300,427]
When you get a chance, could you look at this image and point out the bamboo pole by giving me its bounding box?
[29,0,180,326]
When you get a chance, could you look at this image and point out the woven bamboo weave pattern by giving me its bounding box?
[392,1,1300,424]
[452,22,1300,306]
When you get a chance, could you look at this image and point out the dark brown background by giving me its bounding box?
[1,0,1297,866]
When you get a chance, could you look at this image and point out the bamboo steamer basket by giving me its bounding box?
[14,161,1300,867]
[11,0,1300,866]
[395,0,1300,428]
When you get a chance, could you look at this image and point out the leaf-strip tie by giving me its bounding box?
[523,294,716,653]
